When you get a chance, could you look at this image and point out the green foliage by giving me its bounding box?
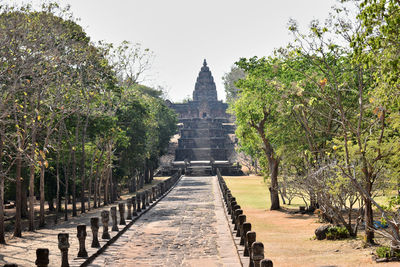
[0,1,177,224]
[230,0,400,241]
[222,65,246,103]
[376,246,391,258]
[326,226,350,240]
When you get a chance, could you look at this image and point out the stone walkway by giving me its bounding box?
[89,176,241,267]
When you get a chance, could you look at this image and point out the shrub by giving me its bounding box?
[326,226,349,240]
[337,226,350,238]
[376,246,391,258]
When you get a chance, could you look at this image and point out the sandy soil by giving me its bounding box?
[244,208,398,267]
[224,175,398,267]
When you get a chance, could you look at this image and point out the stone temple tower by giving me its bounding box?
[193,59,218,102]
[165,59,241,175]
[169,59,229,119]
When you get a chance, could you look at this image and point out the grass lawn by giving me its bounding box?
[224,175,306,210]
[223,175,398,267]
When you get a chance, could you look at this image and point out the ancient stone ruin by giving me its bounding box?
[166,60,242,175]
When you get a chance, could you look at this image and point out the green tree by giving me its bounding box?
[222,66,245,103]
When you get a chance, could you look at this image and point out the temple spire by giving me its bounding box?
[193,59,217,101]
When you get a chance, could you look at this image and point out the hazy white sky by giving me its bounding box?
[8,0,339,102]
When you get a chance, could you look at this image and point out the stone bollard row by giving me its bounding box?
[47,172,182,267]
[131,196,138,216]
[91,217,101,248]
[216,168,273,267]
[127,201,133,220]
[118,203,126,225]
[27,173,184,267]
[35,248,49,267]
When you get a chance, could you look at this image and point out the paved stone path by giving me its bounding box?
[90,176,241,267]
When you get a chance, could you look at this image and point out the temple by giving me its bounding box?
[169,59,230,120]
[165,59,242,175]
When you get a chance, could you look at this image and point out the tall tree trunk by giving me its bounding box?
[55,155,60,224]
[39,132,53,226]
[21,181,28,218]
[104,174,108,206]
[132,171,137,193]
[268,157,280,210]
[150,168,154,183]
[28,128,37,231]
[72,118,80,217]
[108,143,114,203]
[139,171,144,189]
[63,163,69,221]
[87,150,96,211]
[257,121,280,211]
[93,164,99,208]
[0,131,5,243]
[48,198,54,211]
[104,165,109,206]
[97,171,102,207]
[72,149,77,217]
[39,163,46,227]
[27,166,34,230]
[144,164,150,184]
[364,181,374,243]
[14,152,22,237]
[80,116,89,214]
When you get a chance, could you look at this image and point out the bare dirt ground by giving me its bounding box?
[2,178,168,242]
[246,208,392,267]
[226,176,398,267]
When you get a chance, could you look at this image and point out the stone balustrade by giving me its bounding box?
[35,248,49,267]
[15,172,182,267]
[216,168,273,267]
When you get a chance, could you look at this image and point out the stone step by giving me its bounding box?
[175,148,227,161]
[178,138,226,149]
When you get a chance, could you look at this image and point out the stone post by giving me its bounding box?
[118,203,126,225]
[148,188,152,203]
[101,210,111,239]
[127,201,132,220]
[110,207,119,231]
[132,196,138,216]
[232,204,241,223]
[228,196,236,214]
[260,259,273,267]
[234,209,243,230]
[237,214,246,237]
[58,233,70,267]
[152,187,156,202]
[154,185,158,198]
[77,225,88,258]
[35,248,49,267]
[240,222,251,245]
[245,231,256,257]
[141,192,146,210]
[251,242,264,267]
[161,182,165,194]
[229,200,237,215]
[226,193,232,208]
[90,217,100,248]
[146,190,150,206]
[136,193,142,212]
[144,191,148,206]
[225,193,231,206]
